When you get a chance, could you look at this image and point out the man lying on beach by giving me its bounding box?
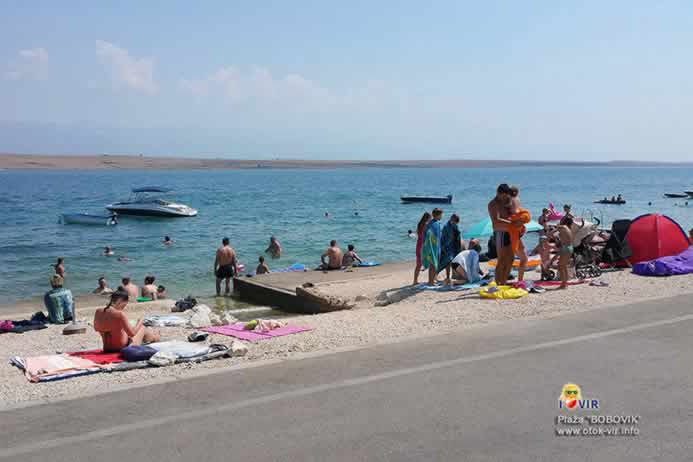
[94,290,160,353]
[215,237,237,296]
[342,244,363,267]
[121,276,139,301]
[321,240,343,270]
[93,276,113,296]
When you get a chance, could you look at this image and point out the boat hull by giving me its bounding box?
[105,203,197,217]
[664,193,688,198]
[401,195,453,204]
[62,213,117,226]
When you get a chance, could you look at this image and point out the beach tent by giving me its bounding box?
[462,217,542,239]
[625,214,689,264]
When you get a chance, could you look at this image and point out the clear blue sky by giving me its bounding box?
[2,1,692,160]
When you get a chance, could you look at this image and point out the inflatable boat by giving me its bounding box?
[594,199,626,205]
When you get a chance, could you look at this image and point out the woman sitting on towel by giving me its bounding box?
[94,290,160,353]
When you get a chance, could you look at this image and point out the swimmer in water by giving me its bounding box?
[325,211,330,218]
[407,229,417,239]
[117,256,131,263]
[103,245,114,256]
[163,236,173,246]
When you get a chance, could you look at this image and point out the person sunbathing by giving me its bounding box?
[141,275,159,300]
[94,290,160,353]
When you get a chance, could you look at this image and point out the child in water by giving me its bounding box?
[256,256,270,275]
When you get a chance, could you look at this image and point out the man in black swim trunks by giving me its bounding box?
[488,183,513,285]
[214,237,238,296]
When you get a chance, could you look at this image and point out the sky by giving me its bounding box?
[1,1,692,161]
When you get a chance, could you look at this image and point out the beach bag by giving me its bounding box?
[120,345,157,362]
[173,296,197,312]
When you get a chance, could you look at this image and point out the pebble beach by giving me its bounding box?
[2,263,692,408]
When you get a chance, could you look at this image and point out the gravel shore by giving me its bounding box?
[2,265,692,407]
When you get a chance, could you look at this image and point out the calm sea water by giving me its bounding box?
[1,167,692,304]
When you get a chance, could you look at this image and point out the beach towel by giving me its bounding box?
[68,349,124,364]
[202,323,313,342]
[417,281,486,291]
[143,314,190,327]
[533,280,586,287]
[11,354,102,383]
[479,284,528,299]
[632,247,693,276]
[421,219,442,270]
[272,263,306,273]
[450,250,482,283]
[439,220,462,271]
[0,318,48,334]
[147,341,212,359]
[508,208,531,255]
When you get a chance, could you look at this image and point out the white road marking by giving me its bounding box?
[1,312,692,458]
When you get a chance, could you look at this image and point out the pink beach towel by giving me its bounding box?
[202,323,313,342]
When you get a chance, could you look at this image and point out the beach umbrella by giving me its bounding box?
[462,218,542,239]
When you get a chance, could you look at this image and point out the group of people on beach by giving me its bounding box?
[413,184,577,289]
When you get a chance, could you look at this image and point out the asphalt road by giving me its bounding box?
[1,295,692,461]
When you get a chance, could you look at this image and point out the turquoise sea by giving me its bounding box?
[1,166,692,304]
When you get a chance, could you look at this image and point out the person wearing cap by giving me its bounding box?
[43,274,74,324]
[94,290,160,352]
[121,276,139,301]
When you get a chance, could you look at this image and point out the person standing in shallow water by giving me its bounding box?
[265,236,281,259]
[214,237,237,296]
[413,212,431,285]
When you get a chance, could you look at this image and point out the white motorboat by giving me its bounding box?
[61,212,118,226]
[106,187,198,217]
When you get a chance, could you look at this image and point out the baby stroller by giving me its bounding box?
[600,219,632,267]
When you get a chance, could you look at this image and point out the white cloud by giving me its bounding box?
[179,66,337,109]
[95,40,156,93]
[5,48,48,80]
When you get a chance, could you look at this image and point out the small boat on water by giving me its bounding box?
[106,187,197,217]
[685,191,693,197]
[61,213,118,226]
[594,199,626,205]
[664,193,689,198]
[401,194,453,204]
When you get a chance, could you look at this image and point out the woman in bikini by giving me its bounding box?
[93,290,160,352]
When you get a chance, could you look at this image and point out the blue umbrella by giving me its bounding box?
[462,218,542,239]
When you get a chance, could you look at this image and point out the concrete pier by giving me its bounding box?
[233,262,410,314]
